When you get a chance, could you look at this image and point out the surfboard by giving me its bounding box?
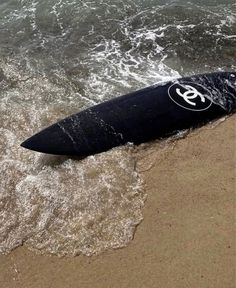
[21,72,236,156]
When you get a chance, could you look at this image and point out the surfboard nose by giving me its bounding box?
[21,123,77,155]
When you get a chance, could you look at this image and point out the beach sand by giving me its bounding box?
[0,115,235,288]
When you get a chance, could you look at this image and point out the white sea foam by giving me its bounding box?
[0,60,146,256]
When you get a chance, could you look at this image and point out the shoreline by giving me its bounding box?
[0,115,235,288]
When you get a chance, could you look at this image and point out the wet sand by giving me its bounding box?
[0,115,235,288]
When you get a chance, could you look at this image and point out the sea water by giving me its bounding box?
[0,0,235,256]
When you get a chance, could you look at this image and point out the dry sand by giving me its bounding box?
[0,115,235,288]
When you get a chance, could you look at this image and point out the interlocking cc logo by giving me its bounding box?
[168,82,212,111]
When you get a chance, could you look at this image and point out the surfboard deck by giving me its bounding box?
[21,72,236,156]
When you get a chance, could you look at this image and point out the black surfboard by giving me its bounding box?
[21,72,236,156]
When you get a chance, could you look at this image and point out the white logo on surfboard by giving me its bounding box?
[176,84,206,106]
[168,82,212,111]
